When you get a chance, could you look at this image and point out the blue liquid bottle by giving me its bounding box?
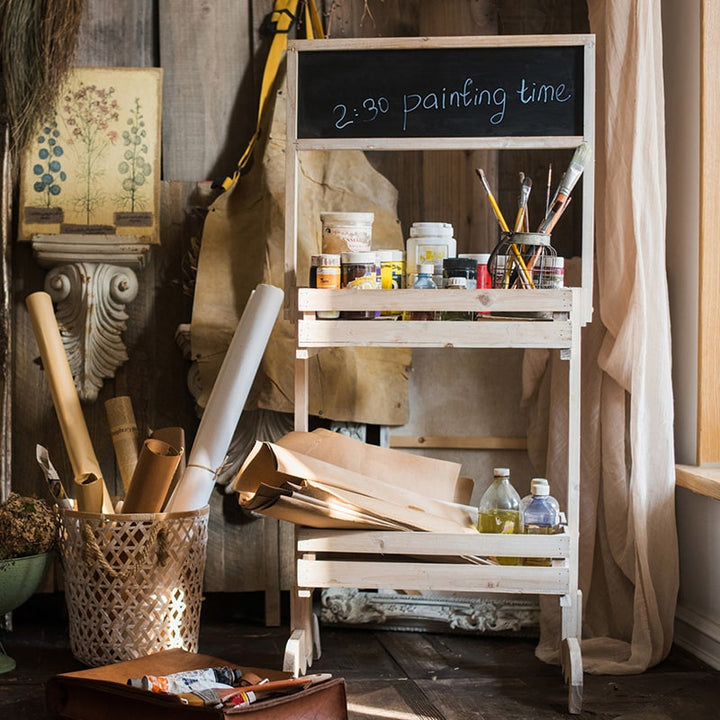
[520,478,560,566]
[409,262,437,321]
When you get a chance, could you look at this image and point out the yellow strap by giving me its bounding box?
[305,0,324,39]
[219,0,323,191]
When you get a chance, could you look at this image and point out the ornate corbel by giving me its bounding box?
[31,234,151,402]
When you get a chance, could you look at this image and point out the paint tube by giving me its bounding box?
[127,665,243,694]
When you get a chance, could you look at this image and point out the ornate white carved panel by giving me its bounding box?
[32,235,150,402]
[320,588,540,635]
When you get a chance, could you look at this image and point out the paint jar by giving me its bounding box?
[341,251,377,319]
[459,253,492,291]
[534,255,565,289]
[460,252,492,318]
[376,249,405,318]
[442,257,477,288]
[375,249,405,289]
[310,253,341,319]
[405,221,456,288]
[321,212,374,254]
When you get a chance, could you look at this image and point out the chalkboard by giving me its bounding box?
[296,45,585,140]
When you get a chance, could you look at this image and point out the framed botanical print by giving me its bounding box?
[18,67,162,243]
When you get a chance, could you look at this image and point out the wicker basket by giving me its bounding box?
[58,506,209,667]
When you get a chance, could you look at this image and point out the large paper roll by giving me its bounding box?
[104,395,139,493]
[26,292,113,513]
[165,284,284,511]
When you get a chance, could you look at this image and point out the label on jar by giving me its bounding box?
[316,266,341,289]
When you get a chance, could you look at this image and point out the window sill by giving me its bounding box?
[675,465,720,501]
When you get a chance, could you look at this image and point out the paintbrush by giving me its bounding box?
[538,143,591,234]
[513,176,533,233]
[475,168,534,288]
[476,168,509,233]
[545,163,553,218]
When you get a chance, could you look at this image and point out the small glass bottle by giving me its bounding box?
[520,478,561,566]
[441,276,472,320]
[409,262,437,321]
[477,467,521,565]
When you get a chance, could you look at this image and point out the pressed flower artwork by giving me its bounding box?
[19,67,162,242]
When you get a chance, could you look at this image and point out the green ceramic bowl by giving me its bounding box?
[0,552,51,673]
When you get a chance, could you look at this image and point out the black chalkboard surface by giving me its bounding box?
[296,45,585,140]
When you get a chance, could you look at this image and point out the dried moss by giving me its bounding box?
[0,492,57,559]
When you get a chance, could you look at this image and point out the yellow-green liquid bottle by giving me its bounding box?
[477,467,521,565]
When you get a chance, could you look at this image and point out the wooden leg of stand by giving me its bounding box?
[284,586,314,675]
[283,628,306,677]
[562,636,583,714]
[312,608,322,660]
[560,590,583,714]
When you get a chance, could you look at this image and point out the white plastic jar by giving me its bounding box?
[405,221,456,287]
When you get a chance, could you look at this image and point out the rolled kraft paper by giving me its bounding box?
[150,427,185,511]
[165,283,284,512]
[104,396,140,493]
[25,292,113,514]
[73,473,104,514]
[122,438,183,514]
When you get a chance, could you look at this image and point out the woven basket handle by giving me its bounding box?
[80,520,170,580]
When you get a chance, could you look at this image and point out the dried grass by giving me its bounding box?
[0,0,84,167]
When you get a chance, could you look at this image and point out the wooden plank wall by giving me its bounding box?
[9,1,588,609]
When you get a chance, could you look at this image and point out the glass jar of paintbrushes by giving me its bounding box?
[487,232,558,290]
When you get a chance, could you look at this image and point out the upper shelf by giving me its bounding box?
[296,287,582,350]
[285,34,596,325]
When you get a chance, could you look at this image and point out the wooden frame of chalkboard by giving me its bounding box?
[285,34,595,321]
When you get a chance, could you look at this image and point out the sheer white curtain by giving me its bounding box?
[523,0,679,673]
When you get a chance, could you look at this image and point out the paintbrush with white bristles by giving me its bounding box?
[537,142,591,234]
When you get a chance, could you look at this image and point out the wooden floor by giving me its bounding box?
[1,593,718,719]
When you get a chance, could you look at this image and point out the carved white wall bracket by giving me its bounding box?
[31,234,151,402]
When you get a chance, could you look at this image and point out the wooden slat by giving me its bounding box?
[296,529,570,558]
[297,559,570,595]
[289,34,595,52]
[389,435,527,450]
[298,317,572,349]
[698,0,720,464]
[297,287,573,312]
[295,136,585,151]
[675,464,720,501]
